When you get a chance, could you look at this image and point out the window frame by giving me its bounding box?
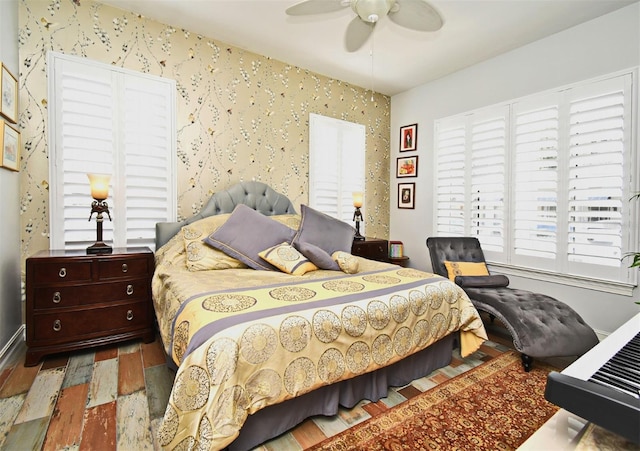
[433,69,638,295]
[308,113,366,231]
[47,52,177,252]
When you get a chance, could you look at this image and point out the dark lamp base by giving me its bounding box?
[354,233,365,241]
[87,242,113,254]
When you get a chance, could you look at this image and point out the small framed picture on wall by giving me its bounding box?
[398,182,415,209]
[0,63,18,124]
[396,156,418,178]
[399,123,417,152]
[1,120,21,172]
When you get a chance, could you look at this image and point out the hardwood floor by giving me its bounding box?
[0,317,565,450]
[0,336,172,450]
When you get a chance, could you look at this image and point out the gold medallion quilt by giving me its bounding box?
[152,230,487,450]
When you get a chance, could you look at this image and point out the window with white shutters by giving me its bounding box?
[48,52,176,251]
[434,71,636,287]
[469,110,507,254]
[309,113,365,228]
[512,96,559,264]
[434,122,466,236]
[434,107,508,259]
[566,76,630,280]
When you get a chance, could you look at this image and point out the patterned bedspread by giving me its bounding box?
[152,231,487,450]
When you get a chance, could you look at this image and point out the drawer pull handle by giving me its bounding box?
[58,268,67,278]
[126,285,134,295]
[53,320,61,332]
[52,292,61,303]
[126,310,134,321]
[122,263,128,273]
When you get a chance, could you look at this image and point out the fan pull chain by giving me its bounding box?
[370,25,374,102]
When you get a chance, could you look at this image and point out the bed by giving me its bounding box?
[152,181,488,450]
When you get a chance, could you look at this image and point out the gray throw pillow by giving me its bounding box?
[204,204,296,271]
[454,275,510,288]
[292,204,356,258]
[295,241,340,271]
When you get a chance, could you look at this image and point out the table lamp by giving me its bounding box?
[352,191,365,241]
[87,173,113,254]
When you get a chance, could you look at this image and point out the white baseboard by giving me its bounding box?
[0,325,25,370]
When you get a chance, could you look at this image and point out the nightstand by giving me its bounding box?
[389,256,410,267]
[351,237,389,263]
[25,247,155,366]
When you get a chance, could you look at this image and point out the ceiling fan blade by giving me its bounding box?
[389,0,443,32]
[285,0,347,16]
[345,17,374,52]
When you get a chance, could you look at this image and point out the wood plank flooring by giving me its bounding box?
[0,318,559,450]
[0,337,171,450]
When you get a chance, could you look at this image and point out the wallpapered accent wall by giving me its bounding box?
[17,0,391,262]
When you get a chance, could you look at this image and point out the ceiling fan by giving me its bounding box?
[285,0,443,52]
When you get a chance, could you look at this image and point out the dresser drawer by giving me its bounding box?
[33,278,150,309]
[98,256,150,280]
[30,300,149,343]
[31,260,93,285]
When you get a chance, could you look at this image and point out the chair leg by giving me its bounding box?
[521,353,533,372]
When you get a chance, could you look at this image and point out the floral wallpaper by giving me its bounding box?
[17,0,391,262]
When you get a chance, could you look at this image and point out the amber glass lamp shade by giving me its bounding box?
[87,173,112,254]
[88,173,110,200]
[352,191,363,208]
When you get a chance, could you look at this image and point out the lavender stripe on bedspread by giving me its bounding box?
[158,266,487,450]
[173,267,443,363]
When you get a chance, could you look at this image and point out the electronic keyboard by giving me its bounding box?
[544,312,640,445]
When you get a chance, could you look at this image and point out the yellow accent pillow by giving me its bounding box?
[183,215,247,271]
[332,251,360,274]
[443,261,489,281]
[259,242,318,276]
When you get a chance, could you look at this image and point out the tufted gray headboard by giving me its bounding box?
[155,181,297,249]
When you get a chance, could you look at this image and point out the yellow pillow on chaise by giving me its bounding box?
[443,261,489,281]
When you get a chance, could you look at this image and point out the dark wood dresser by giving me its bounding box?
[351,237,389,263]
[25,247,155,366]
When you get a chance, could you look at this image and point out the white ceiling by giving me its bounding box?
[97,0,638,96]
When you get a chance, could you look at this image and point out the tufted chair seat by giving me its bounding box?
[427,237,599,371]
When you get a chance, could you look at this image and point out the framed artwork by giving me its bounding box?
[399,123,417,152]
[396,156,418,178]
[0,63,18,124]
[1,120,21,171]
[398,182,415,209]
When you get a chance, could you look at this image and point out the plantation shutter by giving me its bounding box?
[309,113,365,227]
[117,76,175,248]
[566,75,630,273]
[469,109,507,254]
[434,120,466,236]
[433,72,634,286]
[49,52,176,251]
[512,96,559,262]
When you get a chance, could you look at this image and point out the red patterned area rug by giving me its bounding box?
[309,351,559,451]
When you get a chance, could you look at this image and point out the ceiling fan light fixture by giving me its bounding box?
[352,0,395,24]
[288,0,443,52]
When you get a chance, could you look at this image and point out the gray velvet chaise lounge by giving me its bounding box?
[427,237,599,371]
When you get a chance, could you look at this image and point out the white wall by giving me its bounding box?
[0,0,24,358]
[390,3,640,335]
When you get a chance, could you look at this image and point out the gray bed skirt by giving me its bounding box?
[229,332,456,450]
